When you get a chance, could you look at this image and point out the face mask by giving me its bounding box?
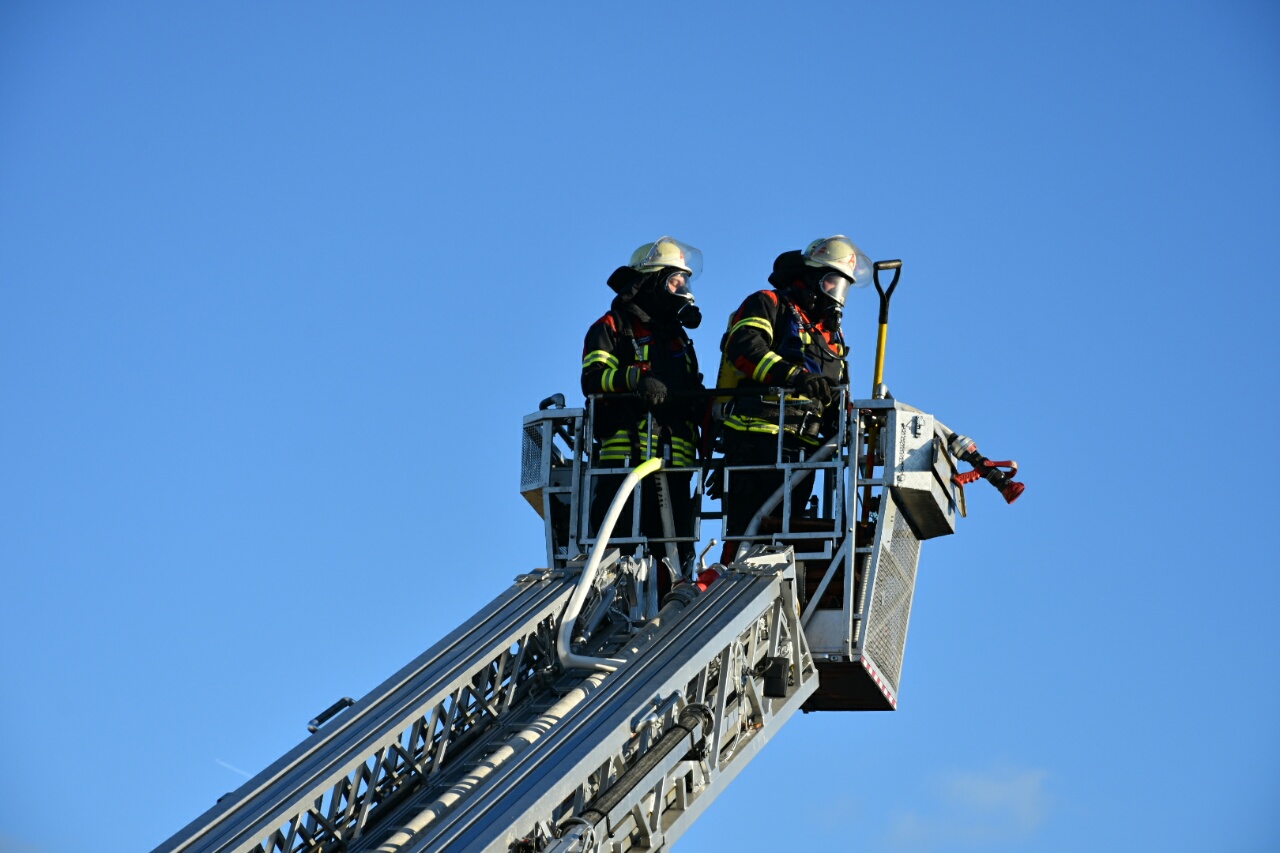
[678,302,702,328]
[648,269,695,317]
[817,271,851,307]
[663,270,693,302]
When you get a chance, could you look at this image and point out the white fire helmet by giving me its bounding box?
[629,236,704,280]
[802,235,871,306]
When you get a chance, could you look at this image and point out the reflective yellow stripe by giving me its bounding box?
[583,350,619,370]
[602,368,618,392]
[753,352,783,383]
[600,433,633,461]
[599,427,697,466]
[596,440,691,461]
[723,414,780,435]
[729,316,773,341]
[720,415,821,444]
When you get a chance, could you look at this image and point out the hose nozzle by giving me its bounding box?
[948,433,1024,504]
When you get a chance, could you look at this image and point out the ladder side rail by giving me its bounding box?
[154,579,565,850]
[396,570,787,851]
[405,557,815,852]
[249,601,568,853]
[532,553,817,853]
[515,568,808,852]
[151,578,578,853]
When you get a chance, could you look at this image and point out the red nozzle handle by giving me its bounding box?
[948,433,1024,504]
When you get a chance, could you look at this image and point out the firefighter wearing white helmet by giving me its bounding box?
[802,235,872,312]
[581,236,708,577]
[623,236,703,328]
[712,235,870,564]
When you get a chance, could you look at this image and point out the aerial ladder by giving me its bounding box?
[151,263,1023,853]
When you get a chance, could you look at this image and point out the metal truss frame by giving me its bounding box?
[394,550,817,853]
[151,573,578,853]
[544,565,819,853]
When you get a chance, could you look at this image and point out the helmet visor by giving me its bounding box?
[818,271,852,306]
[631,236,704,280]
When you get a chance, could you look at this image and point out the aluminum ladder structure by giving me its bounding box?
[153,389,981,853]
[150,548,815,853]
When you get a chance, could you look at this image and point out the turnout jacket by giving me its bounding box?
[718,288,847,441]
[581,302,703,466]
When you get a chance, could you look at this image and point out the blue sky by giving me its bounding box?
[2,2,1278,851]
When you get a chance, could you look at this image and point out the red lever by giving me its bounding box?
[948,434,1025,505]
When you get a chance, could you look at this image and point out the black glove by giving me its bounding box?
[636,374,668,408]
[794,372,833,405]
[678,303,702,329]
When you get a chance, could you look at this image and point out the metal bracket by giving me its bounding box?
[515,568,575,585]
[630,690,685,734]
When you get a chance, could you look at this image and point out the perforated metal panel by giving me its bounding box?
[521,422,546,494]
[864,501,920,692]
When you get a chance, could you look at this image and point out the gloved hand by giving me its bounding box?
[636,374,668,408]
[794,372,833,405]
[679,303,702,329]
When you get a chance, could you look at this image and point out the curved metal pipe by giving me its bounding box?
[734,437,841,562]
[558,457,663,673]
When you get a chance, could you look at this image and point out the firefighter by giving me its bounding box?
[581,236,707,573]
[714,235,870,563]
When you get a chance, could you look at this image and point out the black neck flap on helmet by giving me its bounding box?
[767,250,808,289]
[769,250,817,313]
[606,265,647,301]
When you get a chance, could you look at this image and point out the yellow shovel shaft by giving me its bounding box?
[872,323,888,392]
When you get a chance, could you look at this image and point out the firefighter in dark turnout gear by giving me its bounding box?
[715,235,870,563]
[582,237,707,572]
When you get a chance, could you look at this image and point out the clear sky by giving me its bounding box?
[2,2,1278,851]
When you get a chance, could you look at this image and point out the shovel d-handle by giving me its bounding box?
[872,259,902,323]
[870,259,902,396]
